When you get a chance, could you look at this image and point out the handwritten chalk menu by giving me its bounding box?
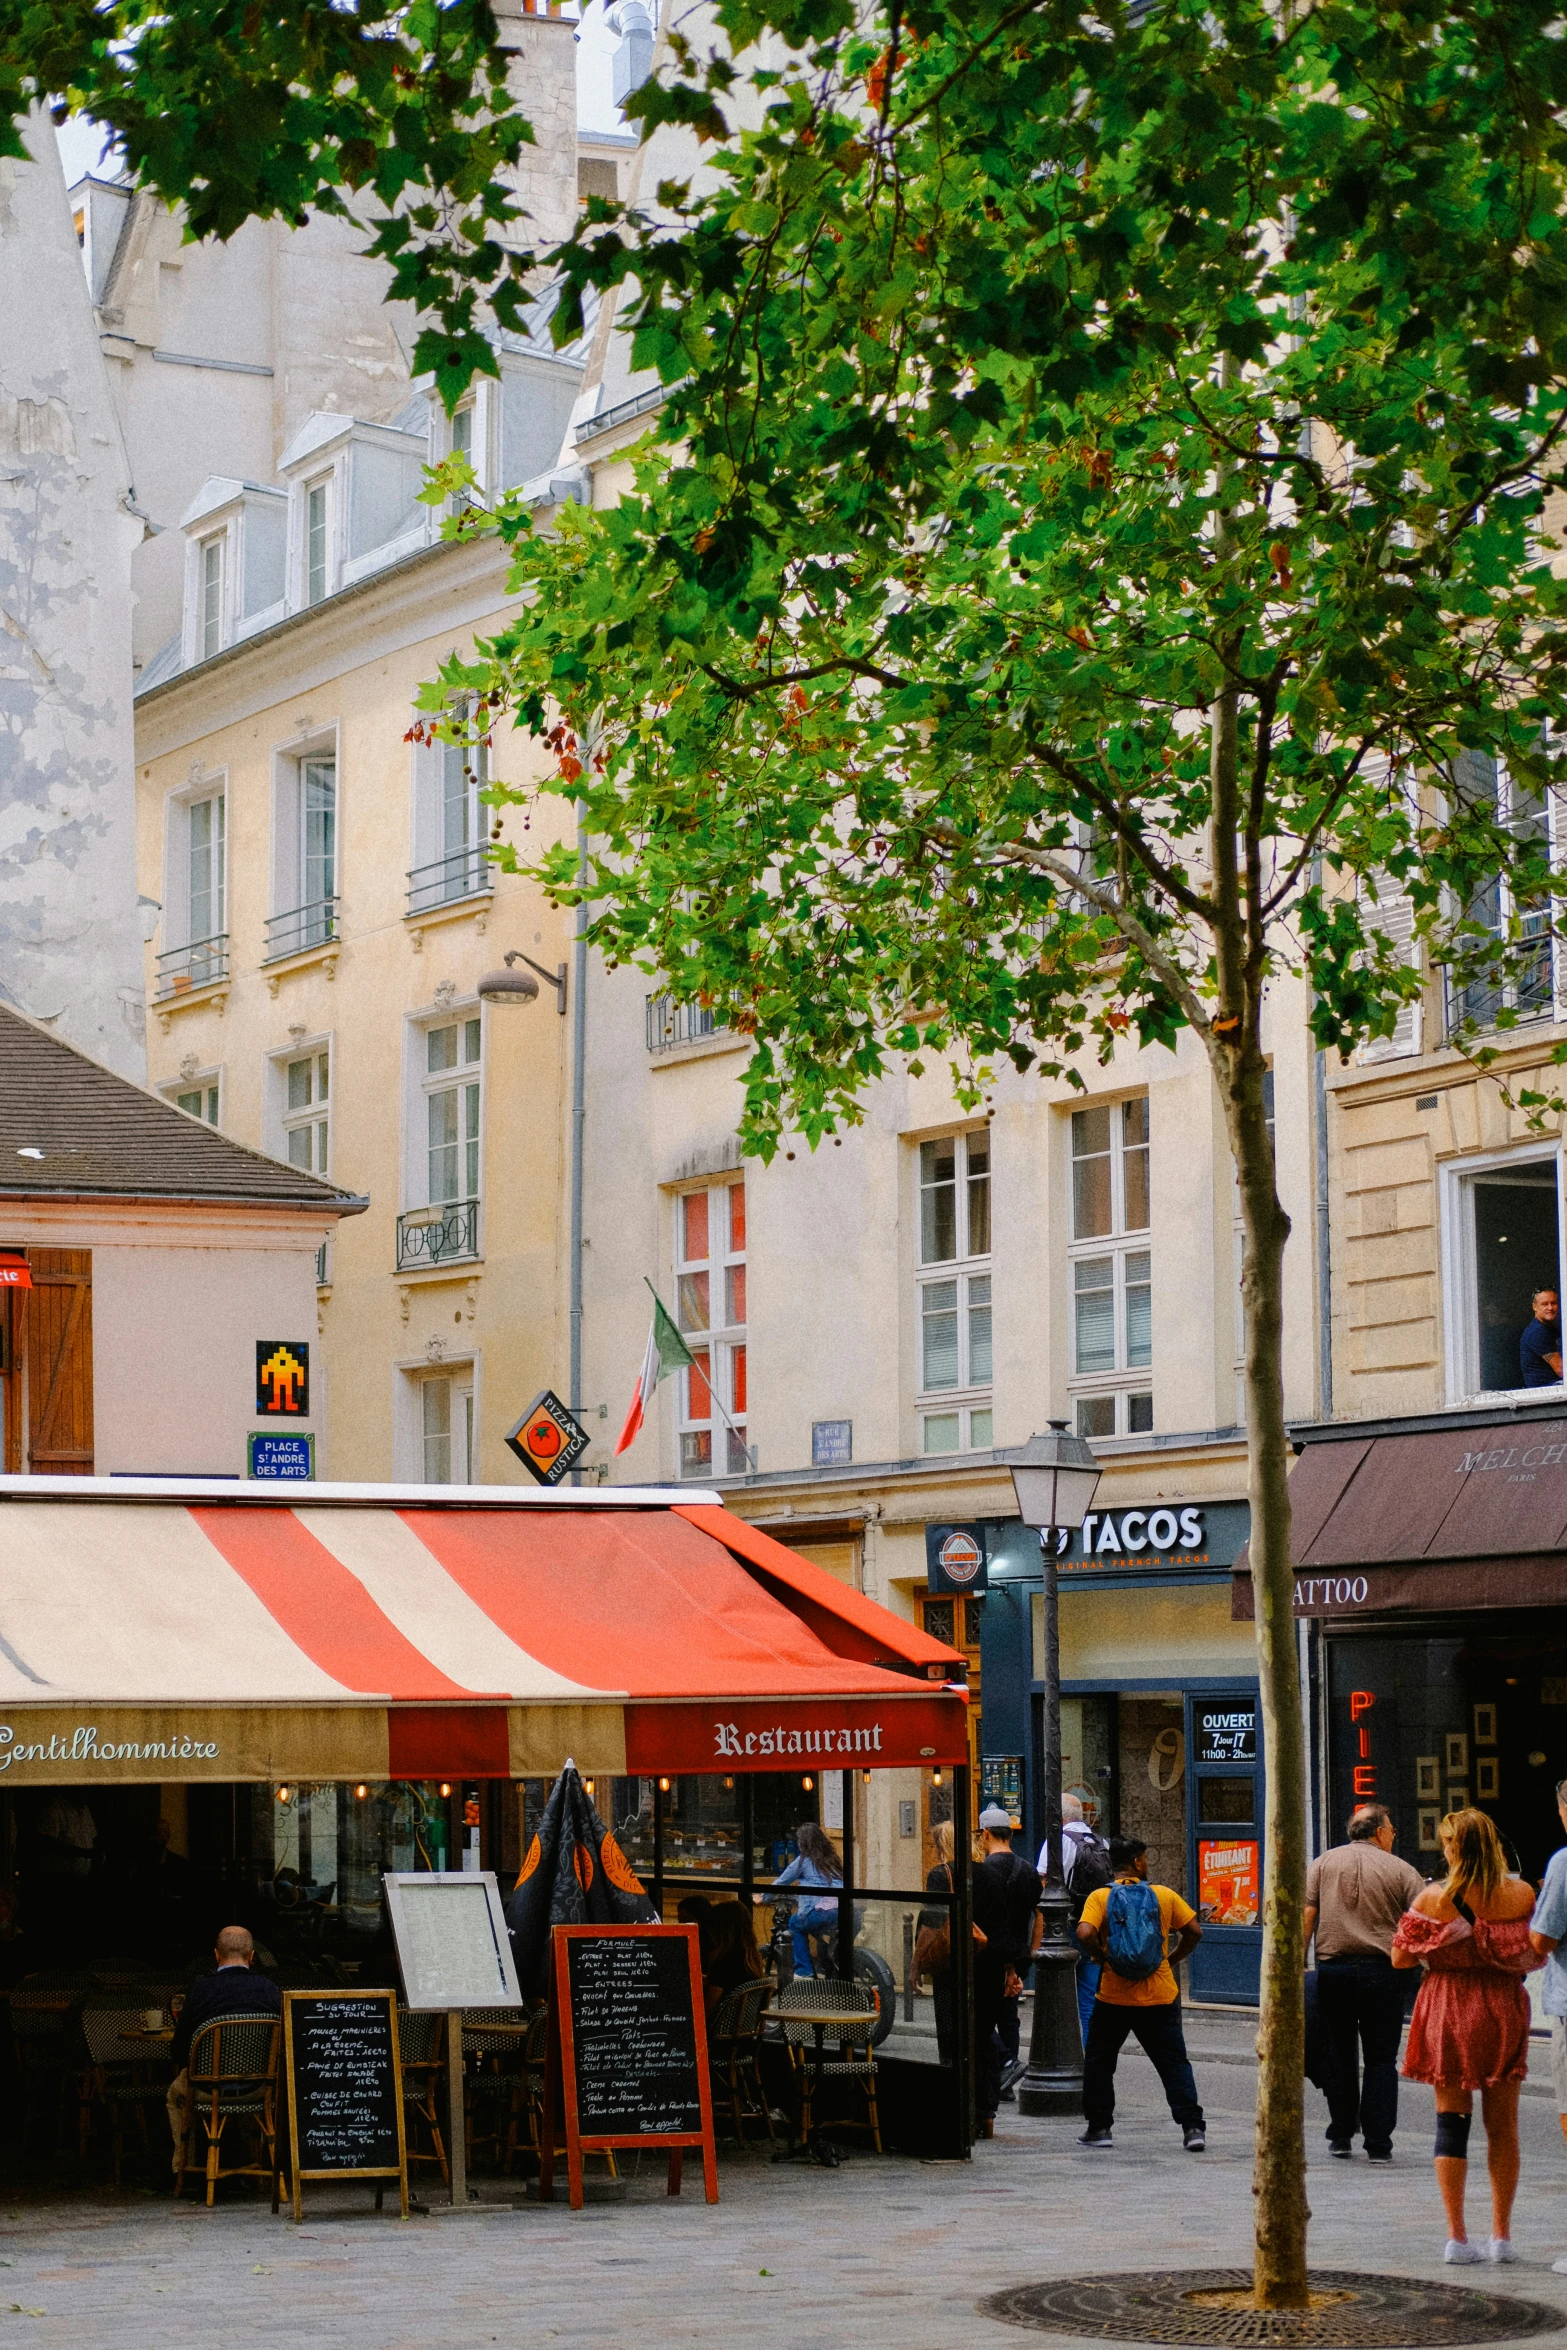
[539,1925,719,2210]
[385,1872,521,2011]
[278,1990,408,2222]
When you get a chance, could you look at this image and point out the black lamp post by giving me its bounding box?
[1009,1421,1102,2117]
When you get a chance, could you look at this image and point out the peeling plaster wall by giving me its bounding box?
[0,112,146,1080]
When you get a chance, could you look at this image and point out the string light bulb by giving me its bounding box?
[584,1778,595,1797]
[658,1776,671,1793]
[275,1785,292,1806]
[931,1766,944,1787]
[439,1782,453,1799]
[801,1775,815,1793]
[354,1783,369,1801]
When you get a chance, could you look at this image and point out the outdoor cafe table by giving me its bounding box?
[764,2003,872,2170]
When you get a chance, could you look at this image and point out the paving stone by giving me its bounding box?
[6,2011,1567,2348]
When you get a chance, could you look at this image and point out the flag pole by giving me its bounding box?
[643,1277,753,1471]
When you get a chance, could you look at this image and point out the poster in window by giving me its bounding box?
[1197,1839,1259,1927]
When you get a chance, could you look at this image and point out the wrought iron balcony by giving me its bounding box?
[406,847,492,918]
[396,1198,480,1271]
[646,993,729,1054]
[263,897,337,962]
[154,933,229,998]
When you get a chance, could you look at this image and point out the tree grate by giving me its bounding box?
[978,2270,1567,2347]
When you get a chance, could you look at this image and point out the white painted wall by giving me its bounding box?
[0,111,146,1079]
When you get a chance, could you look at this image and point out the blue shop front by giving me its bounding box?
[925,1485,1264,2005]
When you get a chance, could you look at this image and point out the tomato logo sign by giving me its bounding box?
[505,1389,589,1487]
[938,1532,983,1586]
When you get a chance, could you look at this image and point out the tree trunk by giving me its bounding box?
[1234,1082,1310,2307]
[1206,621,1310,2306]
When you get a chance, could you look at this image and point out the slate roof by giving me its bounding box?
[0,1003,368,1213]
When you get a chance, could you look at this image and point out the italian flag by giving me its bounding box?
[615,1292,694,1455]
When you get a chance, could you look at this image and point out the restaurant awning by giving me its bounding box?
[0,1480,967,1783]
[1231,1409,1567,1621]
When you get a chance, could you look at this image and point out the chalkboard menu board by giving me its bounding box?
[540,1925,718,2209]
[279,1990,408,2221]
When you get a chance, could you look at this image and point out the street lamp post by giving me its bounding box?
[1008,1422,1102,2117]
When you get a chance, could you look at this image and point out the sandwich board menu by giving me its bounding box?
[384,1872,521,2010]
[539,1924,718,2209]
[277,1989,408,2221]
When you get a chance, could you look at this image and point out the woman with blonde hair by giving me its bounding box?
[1393,1808,1542,2265]
[916,1820,957,2062]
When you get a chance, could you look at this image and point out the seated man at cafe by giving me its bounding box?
[165,1925,282,2176]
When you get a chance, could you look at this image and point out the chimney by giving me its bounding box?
[609,2,654,105]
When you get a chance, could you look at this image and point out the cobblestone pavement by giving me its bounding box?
[8,2009,1567,2350]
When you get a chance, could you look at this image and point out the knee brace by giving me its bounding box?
[1434,2110,1472,2160]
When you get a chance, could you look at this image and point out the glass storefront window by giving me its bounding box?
[1198,1777,1256,1824]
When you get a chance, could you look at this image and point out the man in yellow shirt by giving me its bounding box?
[1075,1835,1205,2151]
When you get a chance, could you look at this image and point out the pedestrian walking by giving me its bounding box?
[1392,1807,1542,2266]
[1304,1802,1425,2162]
[1040,1792,1112,2045]
[1075,1834,1205,2151]
[1525,1777,1567,2274]
[972,1805,1042,2131]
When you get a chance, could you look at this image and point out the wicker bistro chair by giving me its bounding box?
[461,2009,530,2176]
[76,2005,170,2186]
[396,2010,450,2188]
[774,1978,882,2154]
[708,1979,776,2147]
[176,2015,281,2207]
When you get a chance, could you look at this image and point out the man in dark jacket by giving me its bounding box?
[971,1806,1042,2127]
[166,1926,282,2174]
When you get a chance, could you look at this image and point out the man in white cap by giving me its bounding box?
[972,1805,1041,2129]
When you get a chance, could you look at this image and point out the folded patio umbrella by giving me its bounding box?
[505,1759,658,1999]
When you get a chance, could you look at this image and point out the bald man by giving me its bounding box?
[166,1927,282,2176]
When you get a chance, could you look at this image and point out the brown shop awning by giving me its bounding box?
[1230,1412,1567,1622]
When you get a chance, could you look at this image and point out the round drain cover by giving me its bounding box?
[978,2269,1567,2347]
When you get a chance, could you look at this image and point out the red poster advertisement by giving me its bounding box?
[1198,1839,1259,1926]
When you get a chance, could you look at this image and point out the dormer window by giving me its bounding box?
[305,479,330,606]
[200,534,225,660]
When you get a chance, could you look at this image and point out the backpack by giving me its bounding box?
[1066,1830,1113,1923]
[1101,1879,1167,1981]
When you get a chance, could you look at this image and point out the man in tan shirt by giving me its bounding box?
[1305,1803,1426,2162]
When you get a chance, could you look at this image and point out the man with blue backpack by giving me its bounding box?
[1075,1834,1206,2151]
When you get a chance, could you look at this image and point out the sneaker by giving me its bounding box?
[1078,2127,1113,2148]
[1184,2127,1207,2153]
[1487,2239,1516,2265]
[1445,2240,1483,2265]
[999,2058,1029,2098]
[1329,2143,1353,2160]
[1366,2149,1392,2164]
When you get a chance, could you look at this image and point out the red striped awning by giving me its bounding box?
[0,1484,966,1783]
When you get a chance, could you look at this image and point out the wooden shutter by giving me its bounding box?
[25,1249,94,1475]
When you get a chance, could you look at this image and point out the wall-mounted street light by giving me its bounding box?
[478,950,567,1015]
[1009,1422,1102,2118]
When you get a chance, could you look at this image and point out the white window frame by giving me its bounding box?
[394,1357,480,1484]
[303,473,333,607]
[268,727,339,959]
[1067,1095,1152,1441]
[282,1043,331,1179]
[1439,1140,1567,1405]
[916,1130,993,1458]
[407,700,490,914]
[673,1178,747,1479]
[1446,755,1562,1038]
[165,1070,221,1127]
[403,1005,484,1213]
[199,532,226,661]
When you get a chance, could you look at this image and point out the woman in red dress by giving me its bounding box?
[1392,1808,1541,2266]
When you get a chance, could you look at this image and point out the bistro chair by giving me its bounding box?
[176,2014,281,2207]
[708,1979,775,2146]
[76,2004,169,2186]
[774,1978,882,2154]
[461,2008,529,2175]
[396,2009,450,2188]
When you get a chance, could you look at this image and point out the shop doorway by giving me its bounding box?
[1185,1693,1262,2005]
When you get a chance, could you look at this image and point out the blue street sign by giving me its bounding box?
[248,1432,316,1481]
